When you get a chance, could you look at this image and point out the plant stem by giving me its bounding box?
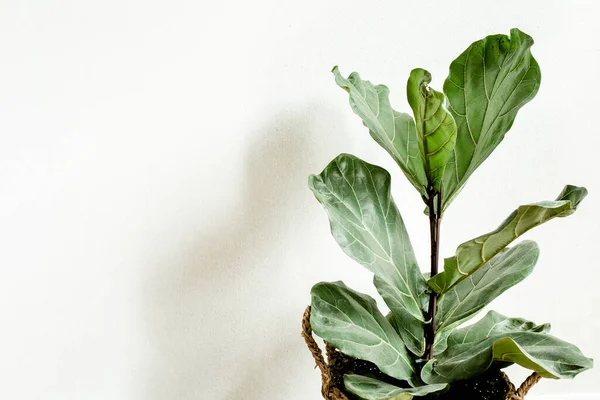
[425,189,442,360]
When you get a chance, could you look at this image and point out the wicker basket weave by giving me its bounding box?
[302,306,540,400]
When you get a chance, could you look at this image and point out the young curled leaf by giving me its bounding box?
[407,68,457,193]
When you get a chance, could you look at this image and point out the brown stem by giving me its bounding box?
[425,189,442,360]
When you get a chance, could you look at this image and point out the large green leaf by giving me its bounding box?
[333,67,428,197]
[434,310,550,355]
[435,241,539,333]
[429,185,587,293]
[422,312,593,383]
[310,281,415,381]
[447,310,551,346]
[309,154,428,355]
[442,28,542,210]
[344,375,447,400]
[407,68,457,192]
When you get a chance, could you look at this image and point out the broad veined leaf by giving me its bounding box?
[344,374,447,400]
[374,275,428,355]
[310,281,415,381]
[435,241,539,333]
[429,185,587,293]
[447,310,551,346]
[422,312,592,383]
[309,154,428,355]
[442,28,542,210]
[332,67,428,197]
[491,337,592,379]
[434,310,550,355]
[407,68,457,192]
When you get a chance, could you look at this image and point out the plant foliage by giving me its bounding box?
[308,28,592,399]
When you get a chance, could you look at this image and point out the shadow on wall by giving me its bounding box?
[142,107,337,400]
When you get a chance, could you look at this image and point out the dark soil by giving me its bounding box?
[423,368,513,400]
[328,352,408,390]
[330,352,513,400]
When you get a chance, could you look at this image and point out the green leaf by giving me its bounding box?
[344,375,447,400]
[435,241,539,333]
[491,337,592,379]
[433,310,550,355]
[446,310,551,347]
[309,154,428,355]
[422,311,593,383]
[310,281,415,381]
[407,68,457,192]
[332,67,428,197]
[441,28,542,210]
[429,185,587,293]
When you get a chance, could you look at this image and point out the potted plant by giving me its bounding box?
[302,28,593,400]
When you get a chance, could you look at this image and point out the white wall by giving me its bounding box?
[0,0,598,399]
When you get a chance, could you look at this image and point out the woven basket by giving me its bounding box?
[302,306,540,400]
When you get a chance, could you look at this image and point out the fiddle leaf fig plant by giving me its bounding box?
[308,28,593,399]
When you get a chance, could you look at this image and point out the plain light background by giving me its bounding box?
[0,0,599,399]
